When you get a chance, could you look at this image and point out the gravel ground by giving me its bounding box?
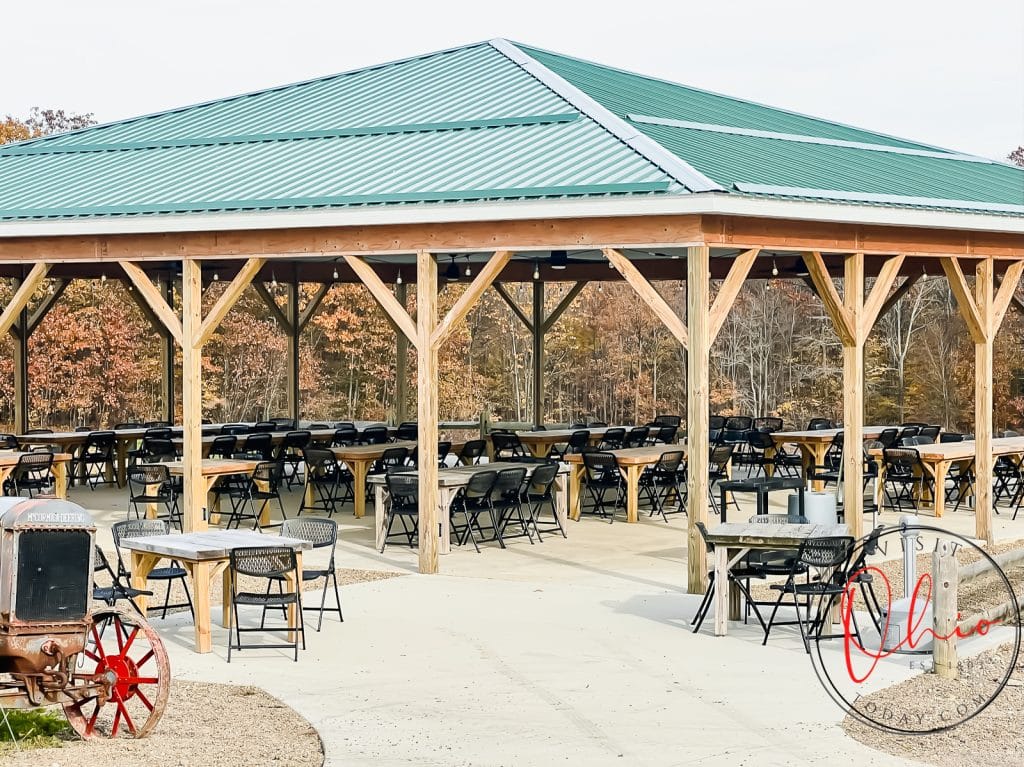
[844,643,1024,767]
[1,681,324,767]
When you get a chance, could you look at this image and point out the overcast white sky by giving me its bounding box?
[3,0,1022,160]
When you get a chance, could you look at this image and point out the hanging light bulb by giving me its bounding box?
[396,271,403,285]
[533,262,540,281]
[771,259,779,277]
[271,272,278,288]
[100,273,107,283]
[332,265,339,280]
[608,259,615,269]
[465,257,472,278]
[922,265,929,280]
[213,272,220,281]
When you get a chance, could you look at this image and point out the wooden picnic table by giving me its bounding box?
[368,461,569,553]
[869,436,1024,516]
[120,529,312,653]
[322,441,417,519]
[564,444,684,523]
[769,426,891,488]
[171,428,340,456]
[704,522,848,636]
[0,451,72,498]
[16,429,149,487]
[513,428,612,458]
[156,458,261,524]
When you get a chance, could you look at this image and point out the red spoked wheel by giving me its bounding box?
[62,607,171,739]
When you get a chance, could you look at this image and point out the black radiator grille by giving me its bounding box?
[15,530,90,622]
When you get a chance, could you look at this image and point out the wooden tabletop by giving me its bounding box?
[119,529,312,560]
[705,522,849,547]
[329,440,417,461]
[157,458,260,476]
[771,426,891,442]
[563,444,684,466]
[516,427,611,442]
[0,450,73,465]
[869,436,1024,462]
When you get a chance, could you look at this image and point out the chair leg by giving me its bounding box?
[691,575,715,633]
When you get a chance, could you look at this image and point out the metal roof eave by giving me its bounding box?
[0,193,1021,243]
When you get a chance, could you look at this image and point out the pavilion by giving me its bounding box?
[0,39,1021,590]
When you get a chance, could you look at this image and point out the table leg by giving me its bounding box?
[764,446,777,478]
[553,474,568,534]
[808,444,827,491]
[438,487,455,555]
[129,551,160,616]
[52,460,68,499]
[528,442,548,459]
[116,439,129,487]
[374,483,388,551]
[714,545,729,636]
[569,463,585,521]
[144,481,161,519]
[222,564,232,629]
[625,464,641,523]
[184,561,213,653]
[255,478,271,526]
[353,460,369,518]
[206,477,222,525]
[720,484,728,523]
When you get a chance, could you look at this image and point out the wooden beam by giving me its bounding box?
[975,258,994,545]
[180,259,206,536]
[861,254,906,336]
[25,278,69,336]
[532,282,544,426]
[251,280,293,332]
[298,283,330,331]
[287,269,300,421]
[193,257,265,348]
[940,257,986,344]
[492,282,534,332]
[542,281,587,333]
[842,252,865,541]
[416,250,439,574]
[0,263,50,338]
[120,261,183,345]
[991,260,1024,334]
[687,245,710,597]
[432,250,512,349]
[394,282,409,424]
[124,278,169,337]
[709,247,760,342]
[801,252,856,345]
[1011,293,1024,318]
[604,248,688,348]
[343,255,417,347]
[875,272,921,323]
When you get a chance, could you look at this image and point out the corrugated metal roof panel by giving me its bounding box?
[518,44,951,153]
[0,118,680,219]
[635,122,1024,209]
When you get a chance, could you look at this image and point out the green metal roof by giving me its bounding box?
[0,39,1020,221]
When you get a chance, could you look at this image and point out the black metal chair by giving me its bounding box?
[640,450,685,522]
[647,425,677,445]
[143,420,171,428]
[227,546,305,662]
[876,427,900,449]
[457,439,487,465]
[275,518,342,631]
[691,521,767,634]
[581,451,624,523]
[587,421,608,428]
[331,426,359,446]
[126,463,180,528]
[73,430,116,489]
[0,433,19,449]
[492,431,528,460]
[707,444,736,515]
[918,425,941,443]
[92,545,151,614]
[360,425,390,445]
[897,425,921,445]
[208,435,238,459]
[652,414,681,428]
[242,432,275,460]
[762,536,857,652]
[437,441,452,467]
[881,448,931,510]
[275,430,312,489]
[754,417,783,433]
[223,461,287,530]
[807,418,834,430]
[381,471,420,552]
[491,467,533,545]
[522,462,563,538]
[221,423,251,435]
[3,451,54,497]
[745,430,778,478]
[395,422,418,441]
[112,519,193,620]
[451,470,500,550]
[253,421,278,433]
[547,430,590,460]
[808,433,843,488]
[299,448,353,517]
[599,427,626,450]
[624,426,650,448]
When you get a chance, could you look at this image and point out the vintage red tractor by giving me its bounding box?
[0,497,169,738]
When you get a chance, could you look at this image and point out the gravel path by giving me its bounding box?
[2,681,323,767]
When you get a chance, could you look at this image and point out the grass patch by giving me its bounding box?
[0,707,71,752]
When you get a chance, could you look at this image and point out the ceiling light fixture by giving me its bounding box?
[771,259,779,277]
[396,271,403,285]
[550,250,568,270]
[533,261,540,281]
[464,256,472,278]
[100,273,107,283]
[213,272,220,281]
[271,271,278,288]
[332,265,339,280]
[444,256,459,283]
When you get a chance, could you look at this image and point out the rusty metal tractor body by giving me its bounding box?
[0,497,169,738]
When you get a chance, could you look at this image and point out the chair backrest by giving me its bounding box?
[797,536,854,569]
[464,469,497,500]
[361,425,390,444]
[493,467,527,497]
[754,417,783,433]
[332,426,359,446]
[653,414,682,428]
[581,451,619,479]
[652,425,677,444]
[807,418,834,430]
[897,426,921,443]
[280,430,312,450]
[114,422,142,430]
[16,451,54,472]
[708,415,726,431]
[624,426,649,447]
[437,441,452,463]
[280,517,337,549]
[379,447,409,467]
[385,470,420,503]
[901,421,928,429]
[303,447,338,477]
[210,435,238,458]
[694,520,714,553]
[526,462,559,494]
[221,423,250,435]
[723,416,752,432]
[749,513,809,524]
[253,460,284,486]
[270,417,297,430]
[747,430,775,450]
[143,421,170,428]
[142,437,176,461]
[876,428,900,448]
[252,421,277,432]
[566,430,591,451]
[459,439,487,463]
[307,423,330,430]
[601,427,626,449]
[0,433,18,449]
[112,518,169,550]
[75,426,93,432]
[230,546,297,580]
[654,450,684,473]
[127,463,170,489]
[492,432,525,457]
[939,432,964,443]
[24,428,53,435]
[243,432,275,459]
[882,447,920,471]
[395,422,418,441]
[587,421,608,427]
[918,425,941,442]
[708,444,734,471]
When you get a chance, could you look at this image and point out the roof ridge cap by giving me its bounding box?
[488,39,723,193]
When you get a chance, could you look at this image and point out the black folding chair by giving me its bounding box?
[381,471,420,552]
[299,448,354,516]
[228,546,305,662]
[112,519,193,620]
[126,463,180,528]
[523,462,564,538]
[273,518,343,631]
[581,451,624,523]
[450,470,497,552]
[640,450,685,522]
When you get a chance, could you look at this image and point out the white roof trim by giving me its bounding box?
[488,39,724,194]
[1,194,1022,244]
[627,115,1001,165]
[734,183,1024,215]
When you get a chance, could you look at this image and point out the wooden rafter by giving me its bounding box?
[604,248,688,348]
[432,250,512,348]
[492,282,534,332]
[299,283,330,331]
[344,255,417,346]
[860,254,906,336]
[542,282,587,334]
[991,260,1024,334]
[0,263,50,338]
[251,280,292,332]
[24,278,69,336]
[939,257,986,343]
[875,272,921,323]
[194,257,265,348]
[120,262,183,345]
[801,251,856,345]
[709,248,760,342]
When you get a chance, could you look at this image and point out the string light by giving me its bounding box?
[533,262,540,281]
[464,257,472,278]
[213,272,220,281]
[100,273,107,283]
[332,265,339,280]
[271,272,278,288]
[771,259,779,277]
[396,271,403,285]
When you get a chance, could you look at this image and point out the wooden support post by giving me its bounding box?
[975,258,994,544]
[843,253,865,540]
[417,250,439,574]
[532,281,544,427]
[932,539,958,679]
[395,282,409,424]
[181,259,205,532]
[12,313,28,433]
[687,245,710,593]
[161,278,175,423]
[287,268,300,422]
